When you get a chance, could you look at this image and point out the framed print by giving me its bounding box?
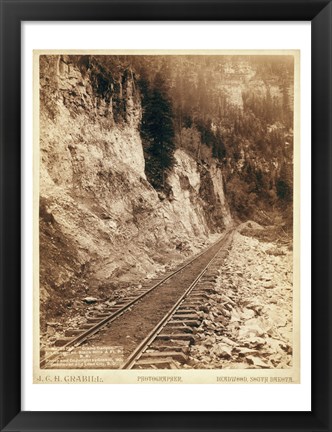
[0,1,331,432]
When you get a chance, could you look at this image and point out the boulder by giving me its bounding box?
[83,296,98,304]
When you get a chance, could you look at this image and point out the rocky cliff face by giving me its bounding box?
[39,55,232,322]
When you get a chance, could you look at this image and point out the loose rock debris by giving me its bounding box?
[188,229,293,369]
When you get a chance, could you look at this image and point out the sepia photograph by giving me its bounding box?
[35,51,299,383]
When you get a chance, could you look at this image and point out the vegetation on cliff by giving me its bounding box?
[40,54,294,225]
[129,55,294,225]
[139,73,175,191]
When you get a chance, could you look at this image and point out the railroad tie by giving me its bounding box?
[81,323,95,329]
[189,293,209,300]
[185,299,209,305]
[95,313,113,318]
[87,317,102,323]
[195,283,216,289]
[199,277,218,283]
[134,358,178,368]
[139,351,188,363]
[156,333,195,342]
[168,319,201,327]
[165,325,193,333]
[147,345,189,353]
[172,313,199,320]
[177,308,199,313]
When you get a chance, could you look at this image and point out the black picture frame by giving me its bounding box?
[0,1,331,431]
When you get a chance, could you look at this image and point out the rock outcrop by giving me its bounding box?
[39,55,232,322]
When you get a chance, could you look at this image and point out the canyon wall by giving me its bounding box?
[39,55,232,320]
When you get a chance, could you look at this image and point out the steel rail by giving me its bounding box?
[41,229,232,368]
[121,230,233,369]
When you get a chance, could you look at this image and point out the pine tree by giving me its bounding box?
[140,73,175,190]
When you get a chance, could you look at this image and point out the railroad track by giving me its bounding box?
[41,229,234,368]
[121,230,234,369]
